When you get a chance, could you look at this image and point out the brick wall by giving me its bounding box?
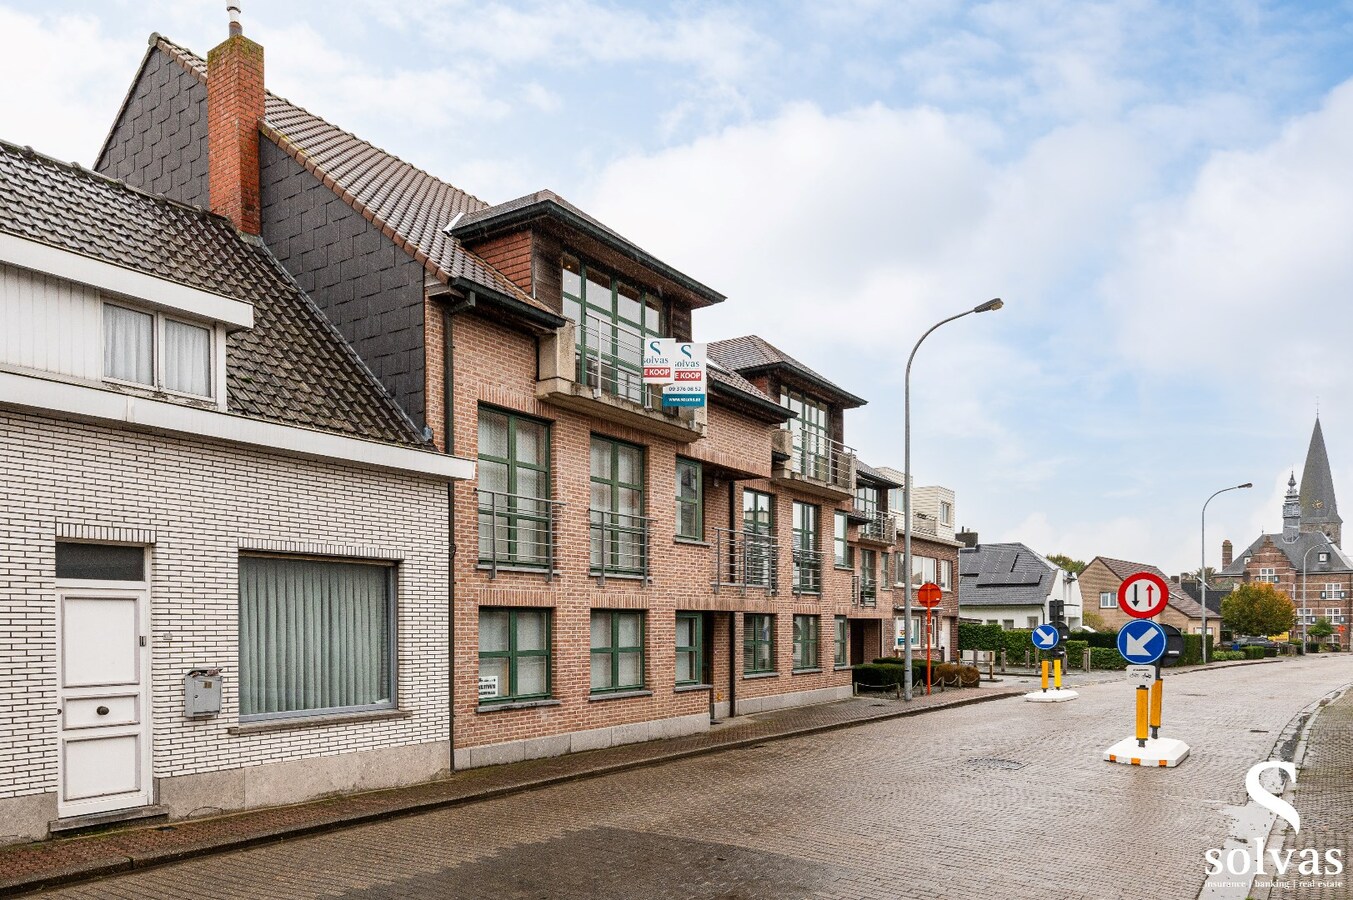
[0,411,449,801]
[206,34,264,234]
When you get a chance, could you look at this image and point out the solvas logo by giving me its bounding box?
[1205,761,1343,880]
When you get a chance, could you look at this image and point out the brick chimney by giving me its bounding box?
[207,5,264,235]
[1221,539,1233,569]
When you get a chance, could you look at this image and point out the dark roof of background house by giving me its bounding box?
[1176,580,1228,615]
[1219,531,1353,577]
[958,542,1055,607]
[135,35,558,325]
[0,139,426,447]
[708,335,866,408]
[1090,556,1211,620]
[452,190,724,307]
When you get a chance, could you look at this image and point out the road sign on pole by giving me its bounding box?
[1117,572,1170,619]
[1031,623,1061,650]
[1117,620,1168,665]
[916,583,941,696]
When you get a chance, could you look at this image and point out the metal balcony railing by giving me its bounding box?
[792,547,823,595]
[910,512,939,537]
[478,490,563,579]
[711,528,779,594]
[859,575,878,607]
[784,429,855,490]
[589,508,652,584]
[575,313,662,408]
[859,509,896,543]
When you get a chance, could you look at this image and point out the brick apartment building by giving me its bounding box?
[0,142,470,842]
[65,16,957,787]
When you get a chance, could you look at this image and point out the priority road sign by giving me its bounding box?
[1118,572,1170,619]
[1031,623,1061,650]
[1118,619,1167,665]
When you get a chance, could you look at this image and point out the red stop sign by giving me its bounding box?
[917,582,942,608]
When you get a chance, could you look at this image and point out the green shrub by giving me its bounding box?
[1089,647,1127,670]
[1065,640,1089,665]
[1077,631,1120,649]
[852,663,905,688]
[957,622,1003,651]
[1212,650,1245,661]
[1243,646,1267,660]
[1178,633,1213,666]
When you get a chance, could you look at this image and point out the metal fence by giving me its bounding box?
[792,547,823,595]
[477,490,563,579]
[786,429,855,490]
[711,528,779,594]
[589,508,652,584]
[575,313,658,407]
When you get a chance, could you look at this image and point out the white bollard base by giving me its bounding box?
[1024,689,1079,702]
[1102,736,1190,767]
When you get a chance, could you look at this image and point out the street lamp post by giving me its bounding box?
[1201,482,1252,663]
[903,298,1003,701]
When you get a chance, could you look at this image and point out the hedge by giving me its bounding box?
[1212,650,1245,661]
[859,659,979,687]
[1243,646,1267,660]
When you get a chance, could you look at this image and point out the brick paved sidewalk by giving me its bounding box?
[0,685,1021,897]
[1260,686,1353,900]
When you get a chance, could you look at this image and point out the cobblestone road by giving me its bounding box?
[39,656,1353,900]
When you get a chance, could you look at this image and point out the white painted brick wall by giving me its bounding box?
[0,410,449,799]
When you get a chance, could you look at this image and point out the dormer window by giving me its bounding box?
[561,254,664,403]
[103,302,213,399]
[1319,552,1330,563]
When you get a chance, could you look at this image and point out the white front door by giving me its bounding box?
[56,587,151,817]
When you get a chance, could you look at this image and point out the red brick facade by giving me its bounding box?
[1233,538,1352,648]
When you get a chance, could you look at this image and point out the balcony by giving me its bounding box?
[857,509,896,545]
[711,528,779,595]
[791,547,823,596]
[477,489,563,578]
[851,574,878,608]
[771,429,856,501]
[590,508,652,584]
[910,512,939,538]
[537,318,706,442]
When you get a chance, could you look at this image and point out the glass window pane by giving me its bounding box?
[55,543,144,581]
[676,651,694,683]
[590,653,612,690]
[516,467,547,501]
[676,617,694,646]
[591,482,610,512]
[618,487,642,517]
[479,460,509,494]
[164,319,211,396]
[479,656,509,698]
[679,504,699,540]
[586,271,611,310]
[516,610,548,652]
[479,609,510,653]
[516,655,547,696]
[479,411,509,459]
[591,440,608,479]
[617,612,642,647]
[103,305,153,385]
[563,296,582,324]
[590,612,611,649]
[756,643,771,672]
[562,255,582,298]
[617,284,641,324]
[516,419,546,466]
[617,651,642,687]
[617,445,641,485]
[645,296,662,333]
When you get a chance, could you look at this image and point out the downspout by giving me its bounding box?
[442,294,471,772]
[728,479,737,718]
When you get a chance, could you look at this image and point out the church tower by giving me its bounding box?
[1299,416,1342,546]
[1282,472,1301,542]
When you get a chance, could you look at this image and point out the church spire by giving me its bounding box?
[1299,416,1341,546]
[1282,471,1301,542]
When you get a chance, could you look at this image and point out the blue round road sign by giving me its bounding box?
[1117,620,1167,665]
[1031,623,1061,650]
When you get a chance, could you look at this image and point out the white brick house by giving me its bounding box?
[0,141,472,843]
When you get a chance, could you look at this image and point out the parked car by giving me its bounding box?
[1230,636,1281,651]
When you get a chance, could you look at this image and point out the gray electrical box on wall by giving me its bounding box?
[185,668,223,717]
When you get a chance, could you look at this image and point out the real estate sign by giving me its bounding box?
[660,342,706,407]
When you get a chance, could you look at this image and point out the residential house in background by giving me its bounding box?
[0,141,470,842]
[1079,557,1220,639]
[875,467,962,658]
[958,543,1083,631]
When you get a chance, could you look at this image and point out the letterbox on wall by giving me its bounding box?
[184,668,223,717]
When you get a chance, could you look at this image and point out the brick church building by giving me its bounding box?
[1220,418,1351,647]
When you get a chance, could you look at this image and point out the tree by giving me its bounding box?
[1221,583,1296,637]
[1309,617,1335,642]
[1191,566,1217,583]
[1047,553,1087,576]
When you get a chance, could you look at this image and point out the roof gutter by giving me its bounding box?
[448,276,565,331]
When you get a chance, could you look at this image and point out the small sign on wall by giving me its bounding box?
[478,675,499,701]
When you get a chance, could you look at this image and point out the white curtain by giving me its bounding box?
[165,319,211,396]
[103,304,153,385]
[239,557,393,718]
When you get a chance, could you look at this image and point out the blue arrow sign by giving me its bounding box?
[1117,620,1167,665]
[1031,623,1061,650]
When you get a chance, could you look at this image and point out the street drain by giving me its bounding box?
[967,757,1025,771]
[1251,729,1269,733]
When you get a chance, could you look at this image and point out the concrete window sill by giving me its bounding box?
[674,683,713,693]
[477,699,562,714]
[792,667,823,675]
[673,538,710,548]
[229,708,410,735]
[588,689,654,702]
[743,671,779,680]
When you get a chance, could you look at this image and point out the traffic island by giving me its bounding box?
[1103,736,1190,767]
[1026,688,1080,703]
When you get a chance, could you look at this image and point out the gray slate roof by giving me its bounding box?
[0,140,426,447]
[1300,417,1341,527]
[708,335,866,408]
[958,542,1055,607]
[1219,531,1353,577]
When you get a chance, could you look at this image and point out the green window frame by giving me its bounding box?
[590,436,646,575]
[792,501,821,594]
[590,610,645,693]
[478,608,551,704]
[860,548,877,602]
[675,458,703,541]
[742,489,775,588]
[675,612,703,686]
[793,615,820,671]
[779,387,831,478]
[562,254,664,403]
[478,407,552,569]
[835,616,849,667]
[743,613,775,674]
[833,510,848,568]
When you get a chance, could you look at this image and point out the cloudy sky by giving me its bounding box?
[4,0,1353,575]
